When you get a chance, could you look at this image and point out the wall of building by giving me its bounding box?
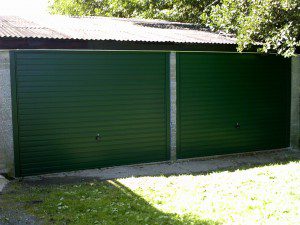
[0,51,14,175]
[291,56,300,150]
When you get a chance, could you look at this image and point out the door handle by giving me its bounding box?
[95,133,101,141]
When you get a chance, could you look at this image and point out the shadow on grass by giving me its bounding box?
[1,180,221,225]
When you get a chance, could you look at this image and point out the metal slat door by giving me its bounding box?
[13,51,169,176]
[177,52,290,158]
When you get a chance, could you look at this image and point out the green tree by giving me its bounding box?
[49,0,213,22]
[202,0,300,57]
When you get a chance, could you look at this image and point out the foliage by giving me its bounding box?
[1,161,300,224]
[49,0,214,23]
[202,0,300,57]
[49,0,300,57]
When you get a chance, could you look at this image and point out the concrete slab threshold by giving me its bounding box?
[21,148,300,184]
[0,175,9,193]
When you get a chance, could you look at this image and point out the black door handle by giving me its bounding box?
[95,133,101,141]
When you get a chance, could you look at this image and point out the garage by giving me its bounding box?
[0,15,298,177]
[12,51,169,176]
[177,52,291,158]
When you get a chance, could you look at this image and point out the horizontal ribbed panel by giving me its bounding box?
[15,51,169,176]
[177,52,291,158]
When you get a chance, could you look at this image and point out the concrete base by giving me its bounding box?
[22,148,299,183]
[0,175,9,193]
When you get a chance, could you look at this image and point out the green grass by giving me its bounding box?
[2,161,300,225]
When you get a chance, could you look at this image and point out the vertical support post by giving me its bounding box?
[0,51,15,176]
[170,52,177,160]
[290,55,300,150]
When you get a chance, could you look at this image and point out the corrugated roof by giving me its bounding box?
[0,15,236,44]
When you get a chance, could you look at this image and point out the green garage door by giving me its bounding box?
[177,52,290,159]
[12,51,169,176]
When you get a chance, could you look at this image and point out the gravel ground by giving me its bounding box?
[0,206,41,225]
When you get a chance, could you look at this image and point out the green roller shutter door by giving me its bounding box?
[177,52,291,159]
[13,51,169,176]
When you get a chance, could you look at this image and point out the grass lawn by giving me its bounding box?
[1,161,300,225]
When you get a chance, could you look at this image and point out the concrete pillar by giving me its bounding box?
[0,51,14,175]
[290,55,300,150]
[170,52,177,160]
